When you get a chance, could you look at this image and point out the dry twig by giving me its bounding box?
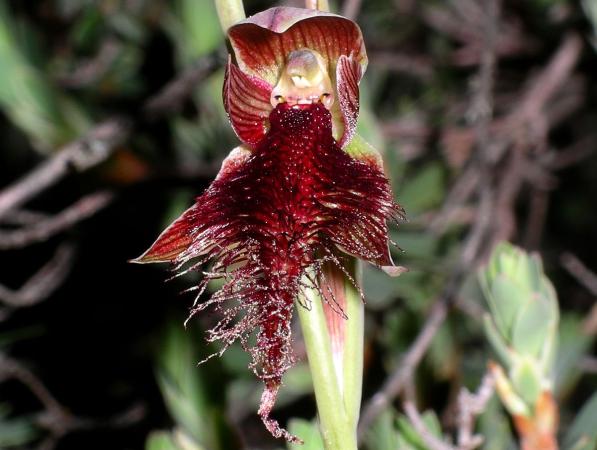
[358,0,502,438]
[404,401,455,450]
[560,252,597,296]
[342,0,363,20]
[0,192,113,250]
[0,243,75,309]
[456,371,495,449]
[401,371,494,450]
[143,55,221,119]
[358,292,451,436]
[0,119,129,220]
[0,353,145,449]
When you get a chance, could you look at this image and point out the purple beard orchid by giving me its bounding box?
[134,6,402,442]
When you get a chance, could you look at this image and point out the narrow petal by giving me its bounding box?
[132,146,251,264]
[223,59,273,148]
[131,206,195,264]
[338,134,407,272]
[228,7,366,86]
[335,54,362,147]
[312,131,402,268]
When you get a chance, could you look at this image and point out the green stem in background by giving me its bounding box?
[340,261,364,428]
[296,260,363,450]
[214,0,246,32]
[305,0,330,12]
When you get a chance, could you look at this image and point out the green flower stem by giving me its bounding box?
[341,261,364,428]
[214,0,246,32]
[297,265,363,450]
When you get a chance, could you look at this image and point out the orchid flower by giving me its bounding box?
[134,5,402,444]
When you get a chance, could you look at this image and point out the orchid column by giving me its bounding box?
[134,4,402,447]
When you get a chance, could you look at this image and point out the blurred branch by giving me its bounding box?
[0,243,74,309]
[560,252,597,296]
[404,401,454,450]
[560,252,597,336]
[0,50,220,226]
[543,134,597,170]
[579,356,597,374]
[0,192,113,250]
[0,209,50,226]
[342,0,362,20]
[0,51,222,319]
[57,38,121,88]
[0,353,145,449]
[522,189,549,249]
[421,0,534,66]
[358,293,450,437]
[456,371,495,450]
[369,52,434,79]
[0,354,80,437]
[359,0,502,438]
[510,34,582,125]
[430,0,499,236]
[430,32,582,246]
[0,119,130,220]
[143,54,221,119]
[402,372,494,450]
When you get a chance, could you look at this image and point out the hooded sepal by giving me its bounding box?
[228,7,367,87]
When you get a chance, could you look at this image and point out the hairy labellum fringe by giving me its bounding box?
[151,102,401,441]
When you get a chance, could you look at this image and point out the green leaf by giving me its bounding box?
[563,392,597,450]
[146,431,182,450]
[554,314,595,396]
[155,322,235,450]
[287,419,325,450]
[355,81,385,150]
[396,410,443,450]
[392,231,439,262]
[421,411,443,438]
[277,363,314,408]
[427,321,458,379]
[0,415,39,447]
[364,409,400,450]
[108,13,146,43]
[163,0,223,67]
[0,3,87,151]
[344,133,383,167]
[487,274,526,339]
[483,314,513,367]
[510,357,542,406]
[397,162,444,215]
[510,291,555,360]
[583,0,597,51]
[477,396,516,450]
[391,270,441,309]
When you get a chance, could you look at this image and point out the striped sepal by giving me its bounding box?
[336,54,362,148]
[223,58,273,148]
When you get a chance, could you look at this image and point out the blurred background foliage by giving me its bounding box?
[0,0,596,449]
